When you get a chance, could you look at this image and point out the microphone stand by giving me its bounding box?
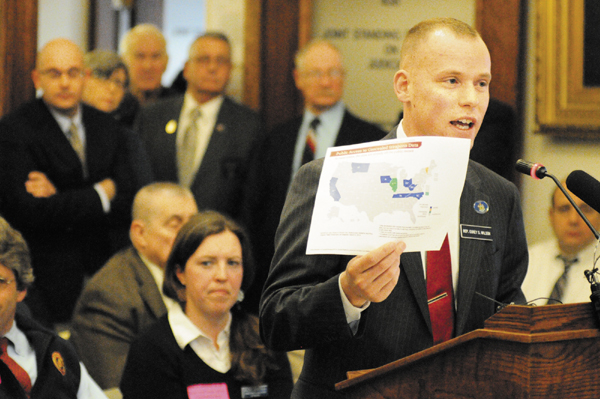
[516,160,600,324]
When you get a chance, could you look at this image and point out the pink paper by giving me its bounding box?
[187,383,230,399]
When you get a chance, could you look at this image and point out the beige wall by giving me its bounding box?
[312,0,476,130]
[38,0,600,249]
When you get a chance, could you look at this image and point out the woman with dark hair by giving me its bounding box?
[120,211,293,399]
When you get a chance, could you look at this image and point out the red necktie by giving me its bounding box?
[426,234,454,344]
[301,118,320,166]
[0,337,32,397]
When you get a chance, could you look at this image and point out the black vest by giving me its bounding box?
[0,314,81,399]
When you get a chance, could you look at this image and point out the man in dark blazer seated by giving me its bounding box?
[242,40,385,315]
[0,39,134,326]
[135,32,261,221]
[259,18,528,398]
[70,182,198,390]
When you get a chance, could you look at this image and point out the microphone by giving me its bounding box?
[515,160,599,240]
[515,159,547,180]
[566,170,600,215]
[517,160,600,323]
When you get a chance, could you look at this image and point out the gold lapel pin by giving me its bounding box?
[165,120,177,134]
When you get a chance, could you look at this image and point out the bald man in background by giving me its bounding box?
[0,38,134,326]
[71,183,198,390]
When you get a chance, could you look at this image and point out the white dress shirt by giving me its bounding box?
[168,304,232,373]
[291,101,345,178]
[522,239,598,305]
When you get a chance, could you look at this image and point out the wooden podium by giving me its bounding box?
[335,303,600,398]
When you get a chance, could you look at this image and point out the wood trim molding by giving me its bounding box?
[0,0,38,116]
[243,0,262,111]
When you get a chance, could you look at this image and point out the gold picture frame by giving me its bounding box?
[537,0,600,134]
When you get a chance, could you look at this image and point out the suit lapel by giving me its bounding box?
[35,101,86,178]
[455,163,491,335]
[402,251,431,330]
[132,250,168,318]
[191,97,232,186]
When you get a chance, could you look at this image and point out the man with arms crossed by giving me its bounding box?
[259,18,528,398]
[0,39,134,325]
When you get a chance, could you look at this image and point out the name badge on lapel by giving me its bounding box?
[241,384,268,398]
[460,224,493,241]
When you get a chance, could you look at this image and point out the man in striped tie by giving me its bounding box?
[0,38,135,327]
[260,18,528,398]
[522,183,600,304]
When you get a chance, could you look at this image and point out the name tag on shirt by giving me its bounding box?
[241,384,268,398]
[187,383,230,399]
[460,224,493,241]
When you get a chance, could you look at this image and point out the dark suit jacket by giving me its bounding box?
[70,247,167,389]
[135,95,262,220]
[241,110,385,313]
[259,130,528,398]
[0,99,134,322]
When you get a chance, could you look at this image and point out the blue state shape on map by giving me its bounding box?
[392,192,424,199]
[403,178,417,191]
[330,177,341,201]
[380,175,391,183]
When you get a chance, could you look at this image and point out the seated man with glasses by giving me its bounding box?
[0,38,135,328]
[0,216,107,398]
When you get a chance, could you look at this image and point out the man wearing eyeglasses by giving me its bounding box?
[134,32,261,222]
[0,38,134,327]
[0,217,107,398]
[241,40,385,316]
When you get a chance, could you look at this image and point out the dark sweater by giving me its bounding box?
[120,315,293,399]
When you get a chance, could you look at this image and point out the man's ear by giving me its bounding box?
[393,69,410,103]
[17,289,26,303]
[293,69,302,91]
[31,70,41,91]
[130,220,146,249]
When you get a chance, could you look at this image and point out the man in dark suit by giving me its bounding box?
[259,18,528,398]
[241,40,385,315]
[70,182,198,390]
[135,32,261,221]
[0,38,134,325]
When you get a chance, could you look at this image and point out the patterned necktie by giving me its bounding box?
[549,255,578,303]
[0,337,32,397]
[67,122,87,177]
[426,234,454,344]
[301,118,320,166]
[178,108,201,188]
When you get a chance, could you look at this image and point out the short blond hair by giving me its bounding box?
[400,18,481,68]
